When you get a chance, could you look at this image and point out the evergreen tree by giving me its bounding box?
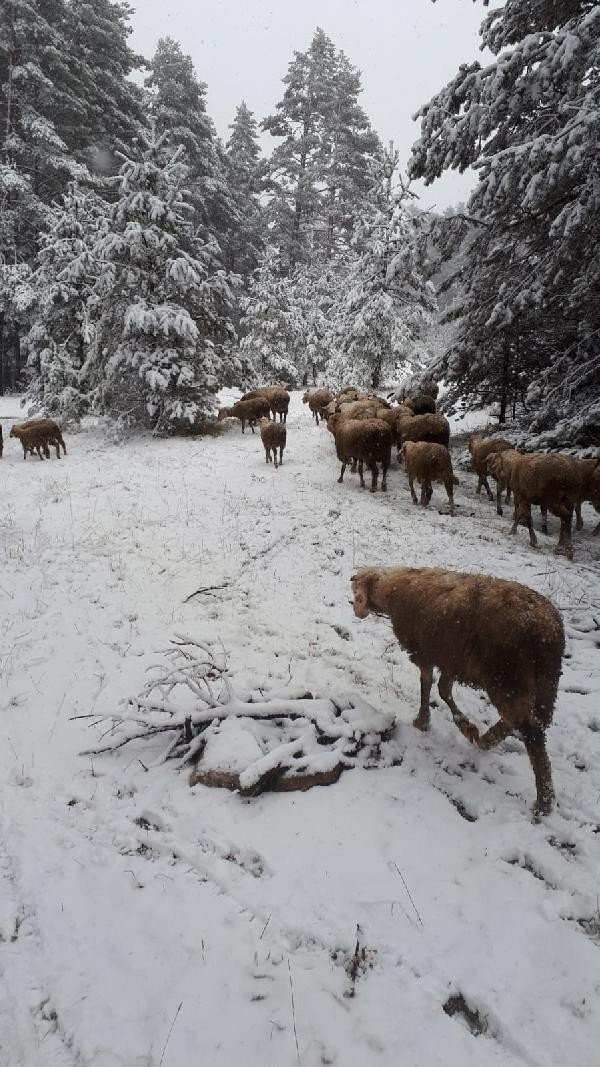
[224,101,264,278]
[24,184,108,420]
[87,132,236,431]
[63,0,146,173]
[145,37,236,250]
[239,249,304,385]
[410,0,600,436]
[263,28,380,268]
[328,159,436,389]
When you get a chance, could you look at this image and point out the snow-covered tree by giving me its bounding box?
[263,28,380,268]
[410,0,600,434]
[224,101,264,278]
[239,249,304,385]
[86,132,236,432]
[24,184,108,420]
[328,158,436,389]
[145,38,236,250]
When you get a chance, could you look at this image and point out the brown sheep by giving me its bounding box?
[243,386,290,423]
[420,380,439,400]
[406,392,436,416]
[9,422,66,459]
[490,452,600,559]
[259,417,286,468]
[402,441,458,516]
[303,388,334,425]
[329,415,392,492]
[217,397,270,433]
[397,413,450,452]
[572,456,600,532]
[467,435,515,513]
[350,567,565,814]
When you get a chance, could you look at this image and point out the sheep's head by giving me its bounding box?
[302,392,310,403]
[467,433,477,453]
[9,425,18,439]
[350,572,372,619]
[587,458,600,508]
[258,416,270,429]
[217,408,231,422]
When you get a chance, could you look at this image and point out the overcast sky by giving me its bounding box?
[129,0,491,209]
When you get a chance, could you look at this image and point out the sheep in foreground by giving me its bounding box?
[402,441,458,515]
[468,435,514,513]
[259,417,286,468]
[329,415,392,492]
[10,421,66,459]
[350,567,565,814]
[217,397,270,433]
[303,388,334,425]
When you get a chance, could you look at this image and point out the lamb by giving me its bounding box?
[259,417,286,468]
[302,388,334,425]
[328,414,392,492]
[350,567,565,814]
[217,397,270,433]
[402,441,458,516]
[397,412,450,451]
[9,420,66,459]
[467,435,515,513]
[489,451,599,559]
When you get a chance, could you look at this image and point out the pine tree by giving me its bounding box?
[63,0,146,173]
[328,158,436,390]
[24,184,108,420]
[145,38,236,250]
[263,28,380,269]
[87,131,236,431]
[224,101,264,278]
[409,0,600,437]
[239,249,304,386]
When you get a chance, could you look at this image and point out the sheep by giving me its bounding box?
[350,566,565,814]
[571,456,600,532]
[467,435,515,513]
[303,388,334,425]
[9,422,66,459]
[329,414,392,492]
[217,397,270,433]
[402,441,458,516]
[488,451,598,559]
[405,392,436,415]
[419,379,439,400]
[259,417,286,468]
[397,412,450,452]
[243,386,290,423]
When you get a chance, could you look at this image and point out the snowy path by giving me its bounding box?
[1,393,600,1066]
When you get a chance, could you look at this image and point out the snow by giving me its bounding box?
[1,391,600,1066]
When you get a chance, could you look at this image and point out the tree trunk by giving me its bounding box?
[499,335,511,424]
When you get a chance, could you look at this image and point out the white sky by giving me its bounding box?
[129,0,491,209]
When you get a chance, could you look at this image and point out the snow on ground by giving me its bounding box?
[1,391,600,1067]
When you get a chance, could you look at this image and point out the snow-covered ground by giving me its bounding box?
[1,392,600,1067]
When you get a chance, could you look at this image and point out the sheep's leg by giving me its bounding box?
[540,506,548,534]
[413,666,433,732]
[381,461,388,492]
[241,419,246,434]
[408,475,418,505]
[476,475,483,495]
[506,486,511,504]
[575,502,583,531]
[370,463,378,493]
[273,451,279,469]
[265,448,270,464]
[337,463,346,484]
[520,724,554,815]
[358,461,366,489]
[250,421,256,434]
[477,719,512,750]
[555,509,574,561]
[279,447,284,466]
[350,459,358,473]
[60,436,67,455]
[54,440,60,458]
[481,473,493,501]
[444,480,455,516]
[438,673,480,743]
[419,480,428,506]
[44,443,51,459]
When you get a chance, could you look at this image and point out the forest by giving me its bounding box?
[0,0,598,443]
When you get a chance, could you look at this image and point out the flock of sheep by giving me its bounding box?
[3,383,598,814]
[218,378,600,815]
